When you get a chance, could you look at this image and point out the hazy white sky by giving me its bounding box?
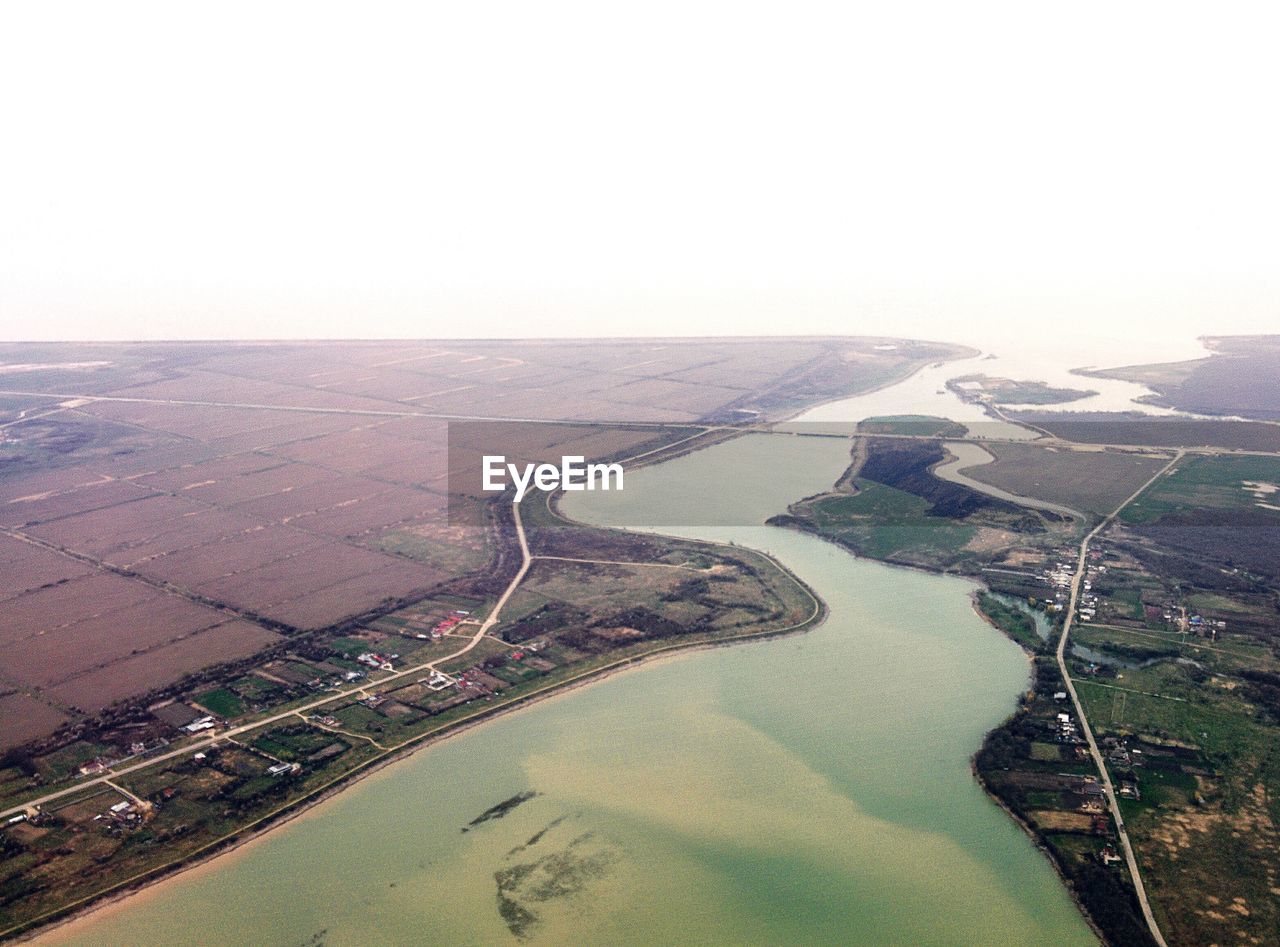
[1,1,1277,346]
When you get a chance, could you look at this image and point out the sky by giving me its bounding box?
[1,1,1278,350]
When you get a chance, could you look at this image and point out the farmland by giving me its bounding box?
[991,454,1280,947]
[0,337,957,749]
[1,332,1275,945]
[961,442,1171,518]
[769,424,1280,946]
[1117,453,1280,583]
[777,437,1076,573]
[0,483,822,936]
[1011,412,1280,453]
[0,336,965,936]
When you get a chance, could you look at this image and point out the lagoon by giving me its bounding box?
[43,434,1094,945]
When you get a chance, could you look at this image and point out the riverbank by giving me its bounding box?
[14,431,832,944]
[767,508,1131,944]
[24,609,834,944]
[20,371,1097,946]
[619,411,1110,943]
[32,430,1094,946]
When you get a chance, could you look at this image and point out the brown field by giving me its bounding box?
[5,597,227,687]
[46,620,283,712]
[129,526,329,584]
[0,478,148,529]
[0,466,120,503]
[0,574,155,648]
[150,459,336,506]
[0,337,957,748]
[963,442,1170,516]
[130,452,295,492]
[27,494,233,556]
[1013,412,1280,452]
[0,693,69,750]
[1028,810,1097,832]
[0,535,93,600]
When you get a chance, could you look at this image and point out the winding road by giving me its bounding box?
[0,503,532,822]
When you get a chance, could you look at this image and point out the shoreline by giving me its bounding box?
[16,420,833,944]
[765,514,1107,941]
[21,604,830,945]
[12,360,849,941]
[9,347,1040,944]
[963,594,1105,943]
[969,759,1107,945]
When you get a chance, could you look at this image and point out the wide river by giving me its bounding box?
[43,434,1095,945]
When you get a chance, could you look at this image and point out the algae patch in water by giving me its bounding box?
[494,822,620,940]
[462,790,540,832]
[508,815,566,857]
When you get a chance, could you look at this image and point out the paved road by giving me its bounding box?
[0,502,532,821]
[0,415,745,821]
[1056,452,1181,947]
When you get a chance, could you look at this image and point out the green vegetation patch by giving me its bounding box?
[857,415,968,437]
[193,687,245,718]
[976,591,1047,653]
[1122,454,1280,526]
[1028,743,1062,763]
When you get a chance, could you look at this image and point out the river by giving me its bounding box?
[933,441,1085,520]
[795,331,1214,431]
[41,431,1094,945]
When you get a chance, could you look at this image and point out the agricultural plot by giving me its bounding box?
[781,439,1073,573]
[1054,501,1280,947]
[370,515,490,575]
[962,442,1170,517]
[0,695,68,752]
[0,535,93,600]
[1012,411,1280,452]
[1122,454,1280,524]
[46,621,283,713]
[1071,660,1280,947]
[0,336,966,935]
[1117,454,1280,581]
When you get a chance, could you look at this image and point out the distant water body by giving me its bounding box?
[799,329,1214,427]
[43,434,1095,945]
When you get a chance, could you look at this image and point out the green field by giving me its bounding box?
[803,480,977,560]
[976,591,1046,653]
[857,415,967,437]
[1122,454,1280,525]
[193,688,245,719]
